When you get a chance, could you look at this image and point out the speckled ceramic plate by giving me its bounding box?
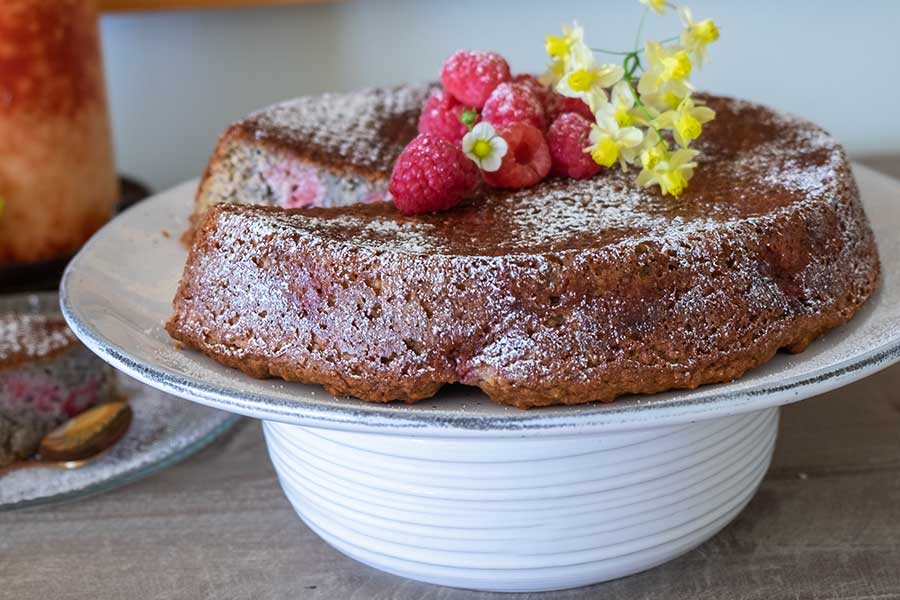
[0,293,239,510]
[59,165,900,436]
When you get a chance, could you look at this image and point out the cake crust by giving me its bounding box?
[167,92,880,408]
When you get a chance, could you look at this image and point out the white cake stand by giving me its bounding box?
[60,165,900,593]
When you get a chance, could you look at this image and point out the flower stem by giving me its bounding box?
[593,36,679,58]
[591,48,634,56]
[634,8,648,52]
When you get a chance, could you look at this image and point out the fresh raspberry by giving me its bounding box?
[545,93,594,122]
[440,50,511,108]
[547,113,602,180]
[417,90,471,143]
[512,73,553,107]
[481,82,547,131]
[483,123,552,189]
[389,133,479,214]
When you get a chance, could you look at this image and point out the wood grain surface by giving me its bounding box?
[2,362,899,600]
[2,159,899,599]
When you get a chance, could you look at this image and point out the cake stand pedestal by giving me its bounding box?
[263,408,778,592]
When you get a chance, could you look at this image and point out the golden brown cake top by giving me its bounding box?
[233,94,849,257]
[0,314,77,369]
[170,88,879,407]
[236,84,433,180]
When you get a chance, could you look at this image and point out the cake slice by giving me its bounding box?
[167,93,880,408]
[192,84,434,231]
[0,314,118,467]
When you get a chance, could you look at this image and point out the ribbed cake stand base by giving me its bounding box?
[263,406,778,593]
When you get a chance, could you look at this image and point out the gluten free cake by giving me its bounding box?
[167,87,880,408]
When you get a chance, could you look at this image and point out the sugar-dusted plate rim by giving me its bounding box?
[60,165,900,437]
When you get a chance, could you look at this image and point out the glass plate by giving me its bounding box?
[0,292,239,510]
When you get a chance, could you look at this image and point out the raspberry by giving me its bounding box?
[545,93,594,123]
[547,113,602,179]
[389,133,479,215]
[440,50,511,108]
[417,90,471,143]
[482,82,547,131]
[483,123,552,189]
[512,73,553,107]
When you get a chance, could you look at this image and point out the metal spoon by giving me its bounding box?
[4,402,133,472]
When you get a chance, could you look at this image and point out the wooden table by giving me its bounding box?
[3,365,900,599]
[3,159,900,599]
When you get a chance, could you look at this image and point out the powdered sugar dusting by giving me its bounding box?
[216,92,852,261]
[243,84,434,174]
[0,315,76,366]
[482,82,547,130]
[172,90,879,407]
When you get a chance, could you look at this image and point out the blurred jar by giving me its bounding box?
[0,0,118,265]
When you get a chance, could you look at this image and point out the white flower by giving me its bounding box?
[587,104,644,169]
[462,122,508,172]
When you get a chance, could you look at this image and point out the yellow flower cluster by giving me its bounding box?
[543,1,719,197]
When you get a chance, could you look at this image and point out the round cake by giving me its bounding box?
[167,88,880,408]
[0,313,118,467]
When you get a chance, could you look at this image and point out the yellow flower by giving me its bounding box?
[587,104,644,169]
[641,89,687,113]
[556,43,624,112]
[590,137,621,168]
[540,59,567,86]
[545,22,584,61]
[541,22,585,85]
[638,41,694,96]
[636,147,700,197]
[654,95,716,147]
[639,0,669,16]
[679,6,719,67]
[610,81,639,127]
[638,129,666,168]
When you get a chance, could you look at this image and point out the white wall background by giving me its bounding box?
[100,0,900,191]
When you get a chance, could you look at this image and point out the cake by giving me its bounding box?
[191,84,430,232]
[0,1,119,265]
[0,314,118,467]
[166,87,880,408]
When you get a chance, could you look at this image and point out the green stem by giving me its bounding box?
[634,8,648,52]
[591,48,634,56]
[593,35,680,58]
